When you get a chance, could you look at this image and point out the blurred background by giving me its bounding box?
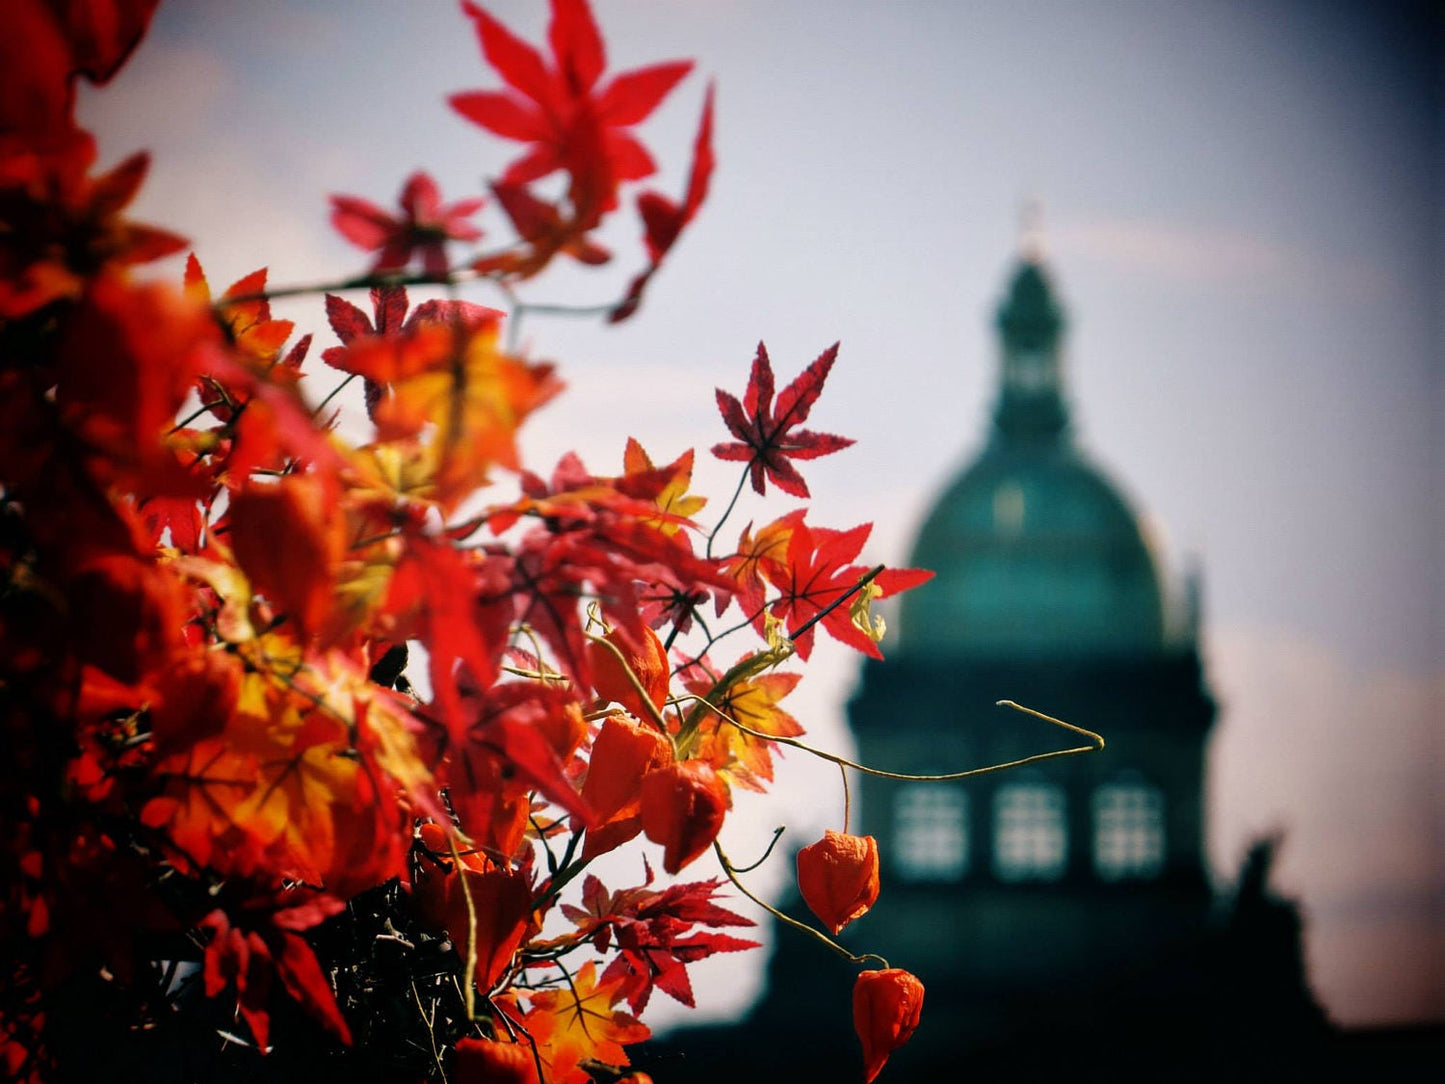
[80,0,1441,1037]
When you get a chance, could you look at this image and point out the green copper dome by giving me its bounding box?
[897,259,1165,659]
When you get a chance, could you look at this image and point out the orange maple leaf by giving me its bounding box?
[331,311,561,509]
[520,960,650,1083]
[620,437,705,536]
[684,667,803,793]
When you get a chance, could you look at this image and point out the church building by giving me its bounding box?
[643,253,1327,1082]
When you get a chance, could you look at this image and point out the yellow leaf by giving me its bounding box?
[523,961,650,1082]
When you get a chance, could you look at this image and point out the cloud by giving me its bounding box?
[1049,217,1391,299]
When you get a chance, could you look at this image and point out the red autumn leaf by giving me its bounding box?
[797,830,881,936]
[326,302,560,507]
[612,83,716,323]
[711,342,855,498]
[147,647,242,753]
[563,873,759,1014]
[53,0,163,86]
[580,714,673,862]
[640,759,728,874]
[271,925,354,1045]
[412,846,535,994]
[65,548,186,685]
[479,180,611,277]
[439,681,592,840]
[323,285,410,348]
[0,142,187,317]
[200,908,275,1050]
[228,473,345,641]
[321,284,430,416]
[483,453,730,684]
[450,0,692,217]
[383,536,509,737]
[758,516,933,660]
[718,508,805,619]
[330,171,484,276]
[200,902,353,1052]
[183,257,296,373]
[55,273,216,497]
[139,491,204,553]
[618,437,706,535]
[853,968,925,1083]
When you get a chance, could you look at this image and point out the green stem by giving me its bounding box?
[696,698,1103,783]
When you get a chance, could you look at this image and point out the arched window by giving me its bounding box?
[1092,780,1165,881]
[893,784,967,881]
[992,782,1067,882]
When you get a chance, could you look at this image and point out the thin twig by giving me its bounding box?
[787,565,884,642]
[705,469,751,559]
[411,980,449,1084]
[729,826,786,873]
[446,834,480,1021]
[689,697,1103,783]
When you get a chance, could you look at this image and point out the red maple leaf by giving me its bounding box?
[711,342,855,498]
[329,171,484,276]
[381,536,510,738]
[611,82,716,323]
[481,453,728,684]
[562,873,758,1014]
[449,0,692,218]
[759,517,933,661]
[477,180,611,278]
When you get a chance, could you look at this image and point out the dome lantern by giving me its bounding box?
[897,256,1166,659]
[993,260,1069,444]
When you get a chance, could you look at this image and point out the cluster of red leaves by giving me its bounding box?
[0,2,933,1083]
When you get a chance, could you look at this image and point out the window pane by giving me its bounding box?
[993,783,1067,882]
[1092,782,1164,881]
[893,784,967,881]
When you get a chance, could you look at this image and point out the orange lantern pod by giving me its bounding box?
[639,759,728,874]
[852,967,925,1083]
[588,624,670,723]
[581,713,674,861]
[453,1037,538,1084]
[796,829,880,935]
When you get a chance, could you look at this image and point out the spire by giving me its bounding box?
[992,245,1069,445]
[1019,197,1045,262]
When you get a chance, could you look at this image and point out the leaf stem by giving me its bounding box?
[312,372,357,418]
[705,469,751,559]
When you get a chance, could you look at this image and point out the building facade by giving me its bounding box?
[643,256,1326,1082]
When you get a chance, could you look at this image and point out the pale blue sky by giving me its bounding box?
[81,0,1440,1028]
